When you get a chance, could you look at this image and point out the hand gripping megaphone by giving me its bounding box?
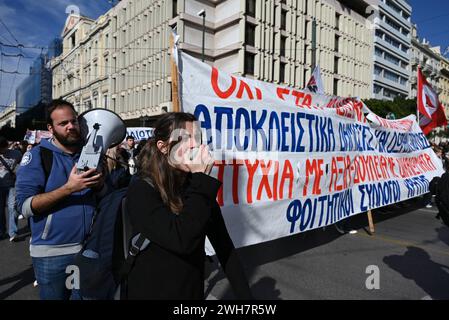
[76,108,126,173]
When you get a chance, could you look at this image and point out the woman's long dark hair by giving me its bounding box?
[138,112,197,214]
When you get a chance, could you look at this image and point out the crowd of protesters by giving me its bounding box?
[0,138,30,241]
[431,142,449,172]
[420,142,449,209]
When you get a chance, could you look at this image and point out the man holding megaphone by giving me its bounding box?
[15,99,109,300]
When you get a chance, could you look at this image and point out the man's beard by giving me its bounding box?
[53,131,81,147]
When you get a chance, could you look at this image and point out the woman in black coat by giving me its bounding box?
[125,112,252,300]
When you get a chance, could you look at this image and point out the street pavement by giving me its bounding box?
[1,197,448,300]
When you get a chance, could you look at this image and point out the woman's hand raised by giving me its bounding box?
[185,145,214,174]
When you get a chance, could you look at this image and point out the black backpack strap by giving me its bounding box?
[118,178,155,286]
[142,177,154,187]
[40,147,53,185]
[118,177,155,297]
[118,233,150,282]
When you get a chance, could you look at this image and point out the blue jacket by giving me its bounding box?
[16,139,97,252]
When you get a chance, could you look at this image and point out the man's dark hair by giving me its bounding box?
[46,99,76,125]
[126,136,135,140]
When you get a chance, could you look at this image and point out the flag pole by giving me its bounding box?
[170,33,180,113]
[416,65,420,123]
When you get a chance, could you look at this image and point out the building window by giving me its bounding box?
[384,52,400,66]
[385,0,402,15]
[334,35,340,52]
[384,70,400,82]
[374,66,383,75]
[173,0,178,18]
[385,16,401,32]
[70,34,76,49]
[335,13,340,30]
[375,29,383,39]
[303,44,308,64]
[245,52,255,75]
[304,20,309,39]
[104,94,108,109]
[280,35,287,57]
[403,12,410,21]
[104,58,109,76]
[120,95,125,112]
[246,0,256,18]
[281,9,287,30]
[333,78,339,96]
[384,88,398,99]
[280,62,286,83]
[373,84,382,94]
[334,57,339,74]
[303,69,308,88]
[384,34,401,49]
[246,23,256,47]
[375,48,383,57]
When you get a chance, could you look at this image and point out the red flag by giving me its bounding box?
[417,67,447,135]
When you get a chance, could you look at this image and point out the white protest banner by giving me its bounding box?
[178,52,444,250]
[126,127,154,141]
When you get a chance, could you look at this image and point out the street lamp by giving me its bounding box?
[198,9,206,62]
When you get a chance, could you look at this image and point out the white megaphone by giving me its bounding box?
[76,108,126,173]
